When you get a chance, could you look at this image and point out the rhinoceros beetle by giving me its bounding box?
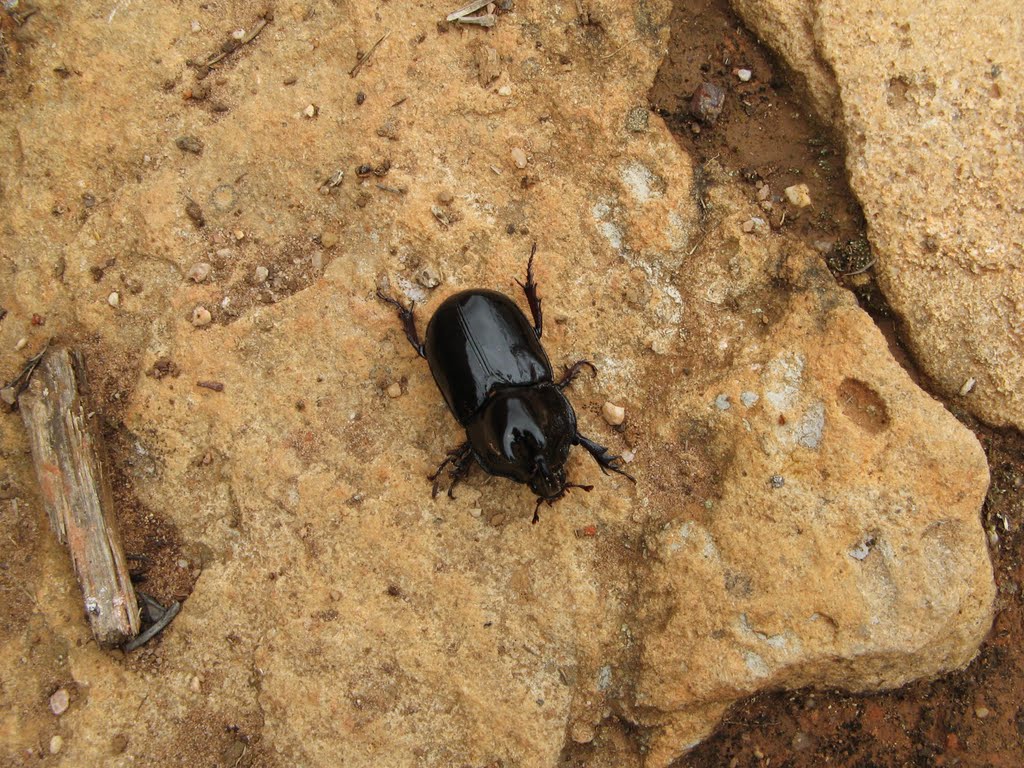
[377,244,634,523]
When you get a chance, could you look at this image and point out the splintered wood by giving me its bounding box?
[18,348,140,646]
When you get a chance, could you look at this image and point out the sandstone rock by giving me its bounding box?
[729,0,1024,430]
[0,0,995,766]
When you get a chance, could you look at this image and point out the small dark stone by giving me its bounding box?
[175,135,204,154]
[506,223,517,235]
[185,199,206,227]
[81,192,96,208]
[690,81,726,124]
[283,75,298,85]
[356,91,366,105]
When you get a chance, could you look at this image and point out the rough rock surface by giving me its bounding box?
[0,1,994,766]
[730,0,1024,430]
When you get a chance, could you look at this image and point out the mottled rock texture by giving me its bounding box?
[0,1,994,766]
[731,0,1024,429]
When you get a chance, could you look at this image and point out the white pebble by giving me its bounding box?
[757,184,771,201]
[303,104,318,118]
[737,68,752,82]
[497,85,512,97]
[190,675,202,692]
[959,377,977,396]
[49,689,69,716]
[216,248,234,259]
[177,558,190,569]
[469,508,482,518]
[190,20,202,32]
[741,217,768,235]
[511,147,528,169]
[602,401,626,426]
[975,706,990,719]
[253,266,269,284]
[621,449,635,464]
[191,306,212,327]
[187,262,212,282]
[49,735,63,754]
[386,382,403,398]
[231,28,246,40]
[15,337,27,351]
[107,292,120,308]
[784,183,812,208]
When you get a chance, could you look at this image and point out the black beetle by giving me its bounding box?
[378,244,634,523]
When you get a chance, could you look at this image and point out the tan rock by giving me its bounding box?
[0,0,994,766]
[730,0,1024,429]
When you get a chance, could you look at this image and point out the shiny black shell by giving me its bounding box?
[424,289,552,425]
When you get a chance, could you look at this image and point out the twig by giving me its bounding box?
[199,15,271,72]
[446,0,490,21]
[841,258,876,277]
[601,37,641,61]
[349,30,390,77]
[455,14,495,27]
[123,600,180,652]
[1,338,51,406]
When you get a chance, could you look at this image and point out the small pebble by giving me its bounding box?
[49,736,63,755]
[690,81,726,123]
[975,706,990,719]
[416,266,441,289]
[757,185,771,201]
[253,266,269,284]
[49,689,70,716]
[191,306,212,327]
[216,248,234,259]
[511,147,528,169]
[321,230,339,249]
[959,377,976,396]
[303,104,318,118]
[174,135,204,155]
[621,449,635,463]
[190,676,202,692]
[177,558,190,569]
[15,337,27,351]
[602,401,626,426]
[469,508,482,518]
[737,68,752,82]
[437,190,454,204]
[231,28,246,40]
[497,85,512,97]
[190,20,202,32]
[770,474,785,489]
[784,183,812,208]
[741,217,768,235]
[714,394,731,410]
[187,262,212,282]
[387,382,403,398]
[233,230,245,241]
[107,291,120,308]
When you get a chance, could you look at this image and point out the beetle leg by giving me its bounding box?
[557,360,598,390]
[376,289,426,358]
[515,242,543,339]
[428,441,473,499]
[575,434,636,483]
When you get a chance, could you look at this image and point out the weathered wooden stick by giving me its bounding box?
[18,348,140,646]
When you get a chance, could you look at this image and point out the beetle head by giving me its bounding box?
[529,456,566,500]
